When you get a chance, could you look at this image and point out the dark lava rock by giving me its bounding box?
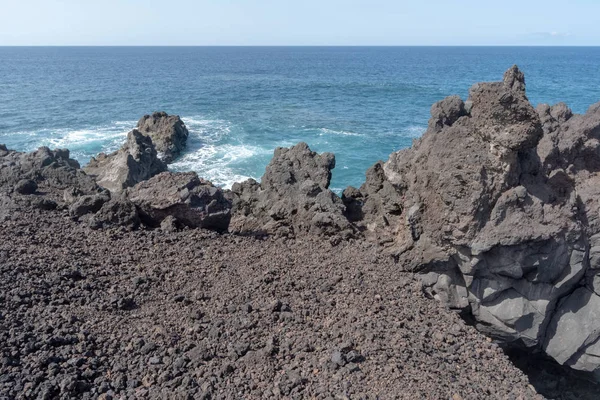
[137,111,189,164]
[344,65,600,376]
[0,146,100,206]
[89,197,140,230]
[14,179,37,195]
[230,142,356,238]
[69,192,110,218]
[331,350,346,367]
[84,129,167,193]
[127,171,231,232]
[0,202,549,399]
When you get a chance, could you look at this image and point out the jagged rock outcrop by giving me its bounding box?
[84,129,167,193]
[0,145,101,215]
[127,171,231,232]
[0,146,98,194]
[230,142,356,240]
[137,111,189,163]
[0,140,229,233]
[342,161,404,242]
[346,66,600,375]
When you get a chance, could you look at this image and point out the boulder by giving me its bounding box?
[344,66,600,374]
[84,129,167,193]
[543,287,600,373]
[89,196,140,230]
[14,179,37,195]
[230,142,356,239]
[127,171,231,232]
[69,191,111,218]
[137,111,189,163]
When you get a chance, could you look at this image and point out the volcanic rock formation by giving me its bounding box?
[230,142,356,240]
[0,145,102,218]
[84,129,167,193]
[137,111,189,163]
[344,66,600,376]
[128,171,231,232]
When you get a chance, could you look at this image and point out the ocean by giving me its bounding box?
[1,46,599,191]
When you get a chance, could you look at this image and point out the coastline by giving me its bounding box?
[2,66,600,398]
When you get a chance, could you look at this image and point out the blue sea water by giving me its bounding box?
[1,46,599,191]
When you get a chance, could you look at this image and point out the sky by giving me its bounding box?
[0,0,598,46]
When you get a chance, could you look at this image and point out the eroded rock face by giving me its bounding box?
[230,142,355,239]
[137,112,189,163]
[127,171,231,232]
[0,146,101,211]
[346,66,600,374]
[0,147,97,193]
[84,129,167,193]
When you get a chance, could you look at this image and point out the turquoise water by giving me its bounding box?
[1,47,599,191]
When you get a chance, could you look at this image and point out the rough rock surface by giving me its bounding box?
[0,146,101,219]
[68,192,111,218]
[137,111,189,163]
[127,171,231,232]
[84,129,167,193]
[0,204,543,399]
[346,66,600,376]
[230,142,355,240]
[0,146,98,197]
[89,196,141,230]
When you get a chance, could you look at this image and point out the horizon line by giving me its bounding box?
[0,44,599,48]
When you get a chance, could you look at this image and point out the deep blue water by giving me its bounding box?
[1,46,599,191]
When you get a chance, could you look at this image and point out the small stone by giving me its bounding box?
[220,363,235,377]
[331,351,346,367]
[141,343,157,355]
[14,179,37,195]
[173,294,185,303]
[132,276,145,286]
[173,357,187,369]
[346,362,360,373]
[127,379,140,389]
[271,299,282,312]
[149,356,162,365]
[32,198,58,210]
[346,350,362,363]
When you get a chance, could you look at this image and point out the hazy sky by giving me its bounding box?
[1,0,598,46]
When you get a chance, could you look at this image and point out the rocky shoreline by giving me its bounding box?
[2,67,600,398]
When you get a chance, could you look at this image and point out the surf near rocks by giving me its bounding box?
[2,66,600,397]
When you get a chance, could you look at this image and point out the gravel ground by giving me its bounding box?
[0,206,543,399]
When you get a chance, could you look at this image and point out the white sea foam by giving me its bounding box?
[170,143,267,189]
[9,121,136,159]
[402,125,426,138]
[6,116,425,191]
[172,116,270,189]
[181,117,232,142]
[46,127,129,150]
[317,128,363,137]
